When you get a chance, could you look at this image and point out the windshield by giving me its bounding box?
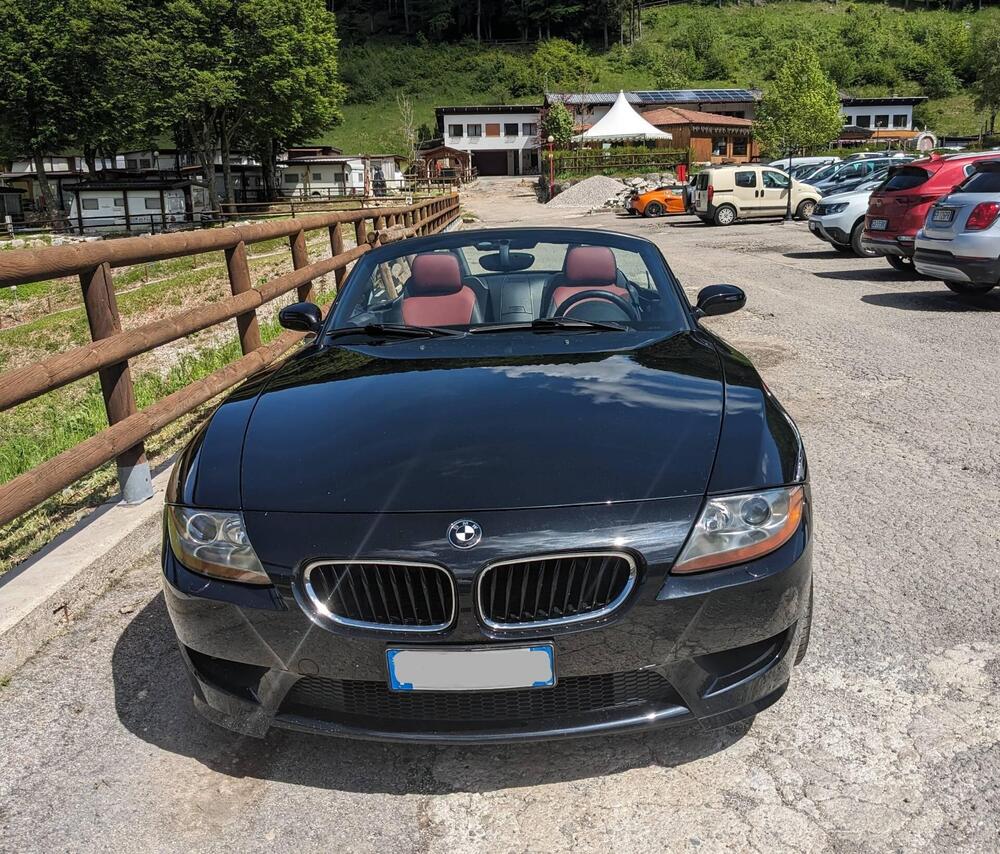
[327,230,689,334]
[953,164,1000,193]
[805,163,838,182]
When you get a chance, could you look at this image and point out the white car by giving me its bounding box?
[769,155,840,173]
[807,173,889,256]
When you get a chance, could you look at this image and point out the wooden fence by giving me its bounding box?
[548,149,690,176]
[0,193,461,527]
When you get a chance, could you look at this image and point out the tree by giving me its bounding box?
[754,43,844,158]
[971,18,1000,135]
[541,101,575,147]
[0,0,74,222]
[397,92,418,166]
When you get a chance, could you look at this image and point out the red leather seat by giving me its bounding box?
[402,254,482,326]
[547,246,628,315]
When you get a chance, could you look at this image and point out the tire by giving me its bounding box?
[713,204,737,226]
[644,201,664,218]
[850,220,876,257]
[886,254,916,274]
[795,199,816,220]
[794,581,813,666]
[943,280,996,295]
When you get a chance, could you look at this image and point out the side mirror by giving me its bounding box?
[279,302,323,333]
[695,284,746,318]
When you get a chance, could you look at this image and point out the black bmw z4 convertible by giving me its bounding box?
[162,227,812,743]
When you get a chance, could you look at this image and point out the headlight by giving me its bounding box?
[165,506,269,585]
[672,486,805,574]
[825,203,848,214]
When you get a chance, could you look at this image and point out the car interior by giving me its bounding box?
[352,243,663,327]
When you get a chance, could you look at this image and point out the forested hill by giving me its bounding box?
[326,1,1000,153]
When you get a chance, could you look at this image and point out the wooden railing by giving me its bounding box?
[0,193,461,527]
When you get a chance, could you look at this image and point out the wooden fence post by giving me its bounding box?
[79,262,152,504]
[354,217,367,249]
[225,240,261,354]
[288,228,312,302]
[329,223,347,290]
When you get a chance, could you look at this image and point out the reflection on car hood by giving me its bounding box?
[240,333,725,512]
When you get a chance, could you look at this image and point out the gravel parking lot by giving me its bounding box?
[1,178,998,853]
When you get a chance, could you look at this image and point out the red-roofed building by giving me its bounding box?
[641,107,758,164]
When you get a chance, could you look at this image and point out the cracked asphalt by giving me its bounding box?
[1,177,998,853]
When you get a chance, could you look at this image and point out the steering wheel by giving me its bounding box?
[553,289,640,321]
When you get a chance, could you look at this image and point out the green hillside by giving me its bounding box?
[320,2,995,154]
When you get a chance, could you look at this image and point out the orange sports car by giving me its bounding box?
[628,186,688,217]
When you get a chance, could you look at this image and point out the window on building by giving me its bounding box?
[522,122,538,136]
[81,198,99,210]
[485,123,501,137]
[711,137,728,156]
[448,124,463,137]
[735,171,756,188]
[125,159,138,170]
[503,122,519,136]
[312,172,323,181]
[284,173,299,184]
[139,158,152,169]
[113,198,124,207]
[843,115,853,126]
[467,124,482,136]
[875,114,889,128]
[732,137,748,156]
[893,114,908,128]
[144,198,160,210]
[856,115,872,128]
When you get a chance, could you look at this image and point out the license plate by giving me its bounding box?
[870,218,888,231]
[932,208,954,223]
[386,644,556,692]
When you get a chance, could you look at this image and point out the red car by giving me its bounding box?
[862,152,998,273]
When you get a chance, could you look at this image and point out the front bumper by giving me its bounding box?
[808,217,849,246]
[162,505,812,744]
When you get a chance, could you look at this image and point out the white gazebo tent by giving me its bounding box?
[571,91,672,143]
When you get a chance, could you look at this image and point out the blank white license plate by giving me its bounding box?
[386,645,555,692]
[870,218,888,231]
[932,208,954,223]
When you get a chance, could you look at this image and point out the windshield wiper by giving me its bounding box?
[326,323,463,340]
[470,317,625,334]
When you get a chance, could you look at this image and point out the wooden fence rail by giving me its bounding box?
[0,193,461,528]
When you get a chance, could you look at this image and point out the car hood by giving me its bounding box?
[820,188,870,204]
[239,332,725,513]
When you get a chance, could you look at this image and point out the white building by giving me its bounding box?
[839,96,927,131]
[279,152,407,197]
[65,178,211,232]
[547,90,761,130]
[435,105,542,176]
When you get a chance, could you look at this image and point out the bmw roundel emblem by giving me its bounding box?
[447,519,482,549]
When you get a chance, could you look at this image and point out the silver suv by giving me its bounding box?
[913,160,1000,294]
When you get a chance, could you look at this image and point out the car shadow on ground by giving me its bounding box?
[861,290,1000,312]
[112,594,753,795]
[814,268,918,283]
[783,249,853,260]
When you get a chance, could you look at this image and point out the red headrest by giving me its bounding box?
[408,253,463,295]
[564,246,617,286]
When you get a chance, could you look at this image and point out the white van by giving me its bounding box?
[693,165,822,225]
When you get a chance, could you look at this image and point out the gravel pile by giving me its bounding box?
[547,175,625,208]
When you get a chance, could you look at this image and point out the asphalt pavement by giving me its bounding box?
[1,179,998,853]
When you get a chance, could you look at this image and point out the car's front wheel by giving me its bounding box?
[713,204,737,226]
[851,220,876,257]
[832,242,854,254]
[795,199,816,220]
[943,280,996,295]
[644,201,664,218]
